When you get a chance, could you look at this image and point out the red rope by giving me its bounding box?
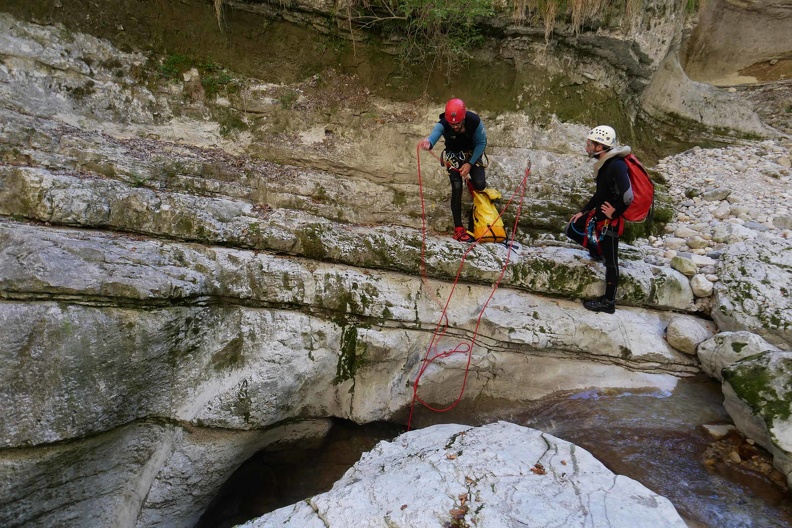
[408,145,531,430]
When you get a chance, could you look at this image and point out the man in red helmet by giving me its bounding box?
[418,98,488,243]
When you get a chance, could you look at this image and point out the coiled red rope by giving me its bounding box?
[408,145,531,430]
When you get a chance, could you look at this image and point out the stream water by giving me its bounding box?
[199,375,791,528]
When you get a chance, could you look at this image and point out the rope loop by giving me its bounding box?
[409,146,532,430]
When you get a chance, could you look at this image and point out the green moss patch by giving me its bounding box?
[723,353,792,431]
[334,325,368,386]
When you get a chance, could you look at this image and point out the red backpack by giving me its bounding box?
[622,153,654,222]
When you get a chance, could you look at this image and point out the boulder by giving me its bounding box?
[697,331,779,381]
[666,316,716,355]
[671,255,698,277]
[241,422,687,528]
[690,273,714,297]
[722,351,792,488]
[712,223,758,244]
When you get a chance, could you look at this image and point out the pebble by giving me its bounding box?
[632,140,791,288]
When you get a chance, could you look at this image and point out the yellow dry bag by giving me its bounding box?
[468,185,506,243]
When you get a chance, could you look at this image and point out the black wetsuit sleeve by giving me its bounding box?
[579,196,596,215]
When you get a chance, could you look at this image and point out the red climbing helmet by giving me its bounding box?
[445,98,466,125]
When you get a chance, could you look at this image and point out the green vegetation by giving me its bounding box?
[212,106,248,137]
[158,53,238,99]
[393,189,407,206]
[210,0,693,75]
[297,224,329,260]
[81,161,118,179]
[128,173,147,188]
[65,80,96,100]
[353,0,495,69]
[158,53,193,80]
[277,87,300,109]
[314,184,330,204]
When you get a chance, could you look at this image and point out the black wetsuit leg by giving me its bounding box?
[449,165,486,228]
[566,218,620,300]
[469,165,486,191]
[601,232,619,301]
[449,170,464,227]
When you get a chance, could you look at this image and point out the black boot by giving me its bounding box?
[583,296,615,314]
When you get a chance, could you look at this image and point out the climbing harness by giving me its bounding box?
[586,215,609,255]
[568,211,617,256]
[411,145,531,430]
[442,149,489,170]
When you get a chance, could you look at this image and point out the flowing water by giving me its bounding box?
[200,375,791,527]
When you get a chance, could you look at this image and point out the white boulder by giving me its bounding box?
[241,422,687,528]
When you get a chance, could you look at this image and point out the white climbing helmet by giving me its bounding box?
[586,125,617,148]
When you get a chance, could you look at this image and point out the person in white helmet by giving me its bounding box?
[565,125,634,314]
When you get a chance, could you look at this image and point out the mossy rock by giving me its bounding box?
[723,351,792,437]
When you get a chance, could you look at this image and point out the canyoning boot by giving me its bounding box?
[583,296,615,314]
[453,226,474,243]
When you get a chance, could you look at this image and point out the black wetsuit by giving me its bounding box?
[431,111,487,228]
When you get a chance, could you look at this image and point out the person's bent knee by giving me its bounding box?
[565,222,584,245]
[468,166,486,190]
